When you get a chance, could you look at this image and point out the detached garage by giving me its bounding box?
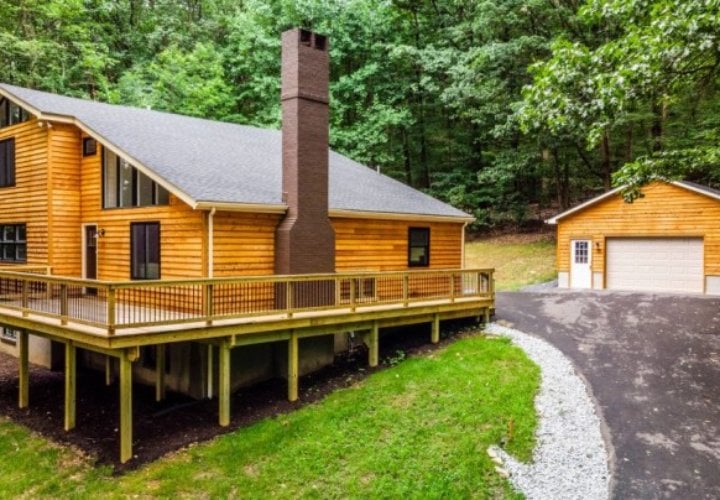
[548,180,720,295]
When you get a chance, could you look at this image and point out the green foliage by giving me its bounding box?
[521,0,720,200]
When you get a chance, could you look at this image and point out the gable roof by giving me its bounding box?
[0,83,472,222]
[546,180,720,225]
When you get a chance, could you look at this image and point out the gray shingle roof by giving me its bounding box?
[675,180,720,199]
[0,83,471,220]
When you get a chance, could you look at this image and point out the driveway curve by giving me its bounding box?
[497,290,720,499]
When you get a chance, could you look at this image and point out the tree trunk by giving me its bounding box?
[624,124,633,163]
[650,99,666,153]
[402,130,413,186]
[601,130,612,190]
[549,148,569,210]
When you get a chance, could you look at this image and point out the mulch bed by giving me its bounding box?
[0,320,477,473]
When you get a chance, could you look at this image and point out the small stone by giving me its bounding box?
[487,448,498,460]
[495,466,510,478]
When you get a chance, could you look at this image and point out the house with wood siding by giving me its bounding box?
[0,30,493,462]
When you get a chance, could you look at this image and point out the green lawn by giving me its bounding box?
[0,334,539,498]
[466,233,556,291]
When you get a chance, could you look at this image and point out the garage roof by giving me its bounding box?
[546,181,720,225]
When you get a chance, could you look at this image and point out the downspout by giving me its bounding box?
[207,207,216,399]
[208,207,216,278]
[461,222,469,269]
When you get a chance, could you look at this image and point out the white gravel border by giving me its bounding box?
[485,323,611,500]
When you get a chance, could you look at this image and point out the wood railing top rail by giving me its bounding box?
[0,268,495,334]
[0,268,495,289]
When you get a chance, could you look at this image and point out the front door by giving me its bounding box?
[85,225,98,295]
[570,240,592,289]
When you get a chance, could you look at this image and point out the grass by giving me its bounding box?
[0,334,539,498]
[466,233,556,291]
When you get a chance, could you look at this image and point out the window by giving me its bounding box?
[82,137,97,156]
[131,222,160,279]
[0,138,15,187]
[102,148,169,208]
[0,224,26,262]
[1,327,18,345]
[0,98,30,129]
[408,227,430,267]
[574,241,589,264]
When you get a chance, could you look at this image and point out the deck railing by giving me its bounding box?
[0,268,494,333]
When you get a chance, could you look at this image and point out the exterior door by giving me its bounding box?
[570,240,592,289]
[85,225,98,295]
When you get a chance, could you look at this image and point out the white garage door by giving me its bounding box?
[606,238,704,293]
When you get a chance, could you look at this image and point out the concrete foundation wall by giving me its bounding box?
[0,332,55,369]
[706,276,720,295]
[80,334,338,400]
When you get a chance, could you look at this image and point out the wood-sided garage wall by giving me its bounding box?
[556,182,720,287]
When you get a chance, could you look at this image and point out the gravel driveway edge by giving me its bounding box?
[485,323,612,500]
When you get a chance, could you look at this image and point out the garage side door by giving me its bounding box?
[606,238,704,293]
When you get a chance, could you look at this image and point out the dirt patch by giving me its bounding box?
[468,231,555,245]
[0,320,479,472]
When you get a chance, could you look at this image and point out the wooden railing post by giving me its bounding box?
[107,286,116,335]
[205,284,214,325]
[60,284,68,325]
[450,274,456,303]
[402,274,409,306]
[334,277,340,306]
[286,280,294,318]
[21,280,28,317]
[350,278,356,312]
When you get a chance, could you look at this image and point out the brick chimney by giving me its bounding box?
[275,28,336,275]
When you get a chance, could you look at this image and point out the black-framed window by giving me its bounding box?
[408,227,430,267]
[103,148,169,208]
[82,137,97,156]
[0,138,15,187]
[1,327,18,345]
[131,222,160,280]
[0,224,26,262]
[0,98,30,129]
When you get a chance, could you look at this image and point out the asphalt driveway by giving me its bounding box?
[497,290,720,499]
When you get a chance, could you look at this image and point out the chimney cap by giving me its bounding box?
[283,27,329,52]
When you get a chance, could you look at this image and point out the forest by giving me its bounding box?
[0,0,718,230]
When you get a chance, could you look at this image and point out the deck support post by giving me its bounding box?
[206,344,214,400]
[288,332,299,402]
[155,344,166,402]
[64,341,76,431]
[368,322,379,368]
[483,307,491,324]
[119,349,134,464]
[18,330,29,409]
[431,314,440,344]
[218,340,231,427]
[105,355,114,386]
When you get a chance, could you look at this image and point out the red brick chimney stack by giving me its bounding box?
[275,28,336,275]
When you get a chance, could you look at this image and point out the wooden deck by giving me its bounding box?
[0,268,494,463]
